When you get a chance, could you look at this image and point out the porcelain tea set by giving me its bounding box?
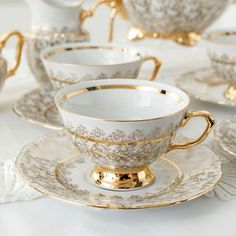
[1,0,236,209]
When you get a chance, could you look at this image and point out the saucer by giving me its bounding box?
[15,132,222,209]
[176,68,236,107]
[13,88,63,130]
[214,116,236,158]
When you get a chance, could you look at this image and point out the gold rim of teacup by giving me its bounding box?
[56,83,189,123]
[42,45,146,67]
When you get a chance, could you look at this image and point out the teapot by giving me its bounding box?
[107,0,233,46]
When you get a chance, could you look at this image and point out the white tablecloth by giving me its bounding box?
[0,2,236,236]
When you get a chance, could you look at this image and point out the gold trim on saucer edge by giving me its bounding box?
[175,68,236,107]
[15,156,222,210]
[13,105,63,130]
[15,132,223,210]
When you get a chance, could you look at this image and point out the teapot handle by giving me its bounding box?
[0,31,24,77]
[80,0,119,42]
[139,56,162,81]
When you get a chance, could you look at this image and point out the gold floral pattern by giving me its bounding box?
[65,123,177,169]
[13,88,63,129]
[15,132,222,209]
[26,27,89,89]
[122,0,230,34]
[66,123,179,142]
[47,68,140,90]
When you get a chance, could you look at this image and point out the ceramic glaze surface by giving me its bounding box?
[122,0,231,34]
[64,88,187,120]
[47,48,141,65]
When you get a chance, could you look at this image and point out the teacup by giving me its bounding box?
[0,31,24,90]
[55,78,215,190]
[204,30,236,100]
[41,44,161,90]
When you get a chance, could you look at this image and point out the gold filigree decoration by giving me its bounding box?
[47,69,139,89]
[65,124,178,169]
[26,27,89,89]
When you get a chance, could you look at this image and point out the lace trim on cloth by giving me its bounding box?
[0,159,42,204]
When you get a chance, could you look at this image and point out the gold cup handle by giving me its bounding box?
[168,111,215,151]
[0,31,24,77]
[139,56,162,81]
[80,0,118,42]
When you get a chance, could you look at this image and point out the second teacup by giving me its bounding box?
[41,44,161,90]
[204,30,236,100]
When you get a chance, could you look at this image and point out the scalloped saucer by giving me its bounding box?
[13,88,63,130]
[15,132,222,209]
[176,68,236,107]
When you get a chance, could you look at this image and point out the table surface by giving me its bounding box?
[0,1,236,236]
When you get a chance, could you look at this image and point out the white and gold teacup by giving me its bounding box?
[55,78,215,190]
[0,31,24,90]
[41,44,161,90]
[204,30,236,100]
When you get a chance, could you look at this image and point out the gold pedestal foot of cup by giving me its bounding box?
[91,165,155,190]
[224,84,236,100]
